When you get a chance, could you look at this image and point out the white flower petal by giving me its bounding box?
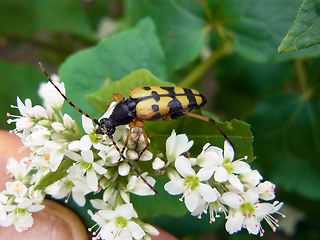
[164,179,184,195]
[117,203,134,220]
[222,192,243,209]
[225,210,244,234]
[224,140,234,161]
[228,174,244,192]
[81,150,94,163]
[86,168,98,192]
[79,135,92,151]
[92,162,107,175]
[82,115,94,134]
[127,221,145,240]
[196,167,214,181]
[118,163,130,176]
[185,191,200,212]
[232,160,251,174]
[243,188,259,204]
[175,156,195,177]
[198,183,218,202]
[214,167,228,182]
[244,217,259,235]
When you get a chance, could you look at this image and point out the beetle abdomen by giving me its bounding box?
[130,86,207,121]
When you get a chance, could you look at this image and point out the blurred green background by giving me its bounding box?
[1,0,320,239]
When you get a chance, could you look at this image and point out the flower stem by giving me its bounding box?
[179,42,234,88]
[294,59,314,99]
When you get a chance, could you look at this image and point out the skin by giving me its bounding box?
[0,130,177,240]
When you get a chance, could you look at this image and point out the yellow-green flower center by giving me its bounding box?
[116,216,127,228]
[184,176,199,191]
[240,202,255,217]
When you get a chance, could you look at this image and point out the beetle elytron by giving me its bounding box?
[39,63,233,196]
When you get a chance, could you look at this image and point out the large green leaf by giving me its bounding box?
[125,0,206,71]
[0,60,43,130]
[250,95,320,199]
[210,0,320,61]
[278,0,320,53]
[59,18,166,123]
[0,0,93,38]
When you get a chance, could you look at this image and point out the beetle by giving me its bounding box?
[39,63,233,196]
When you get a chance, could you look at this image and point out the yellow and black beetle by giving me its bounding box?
[39,63,233,196]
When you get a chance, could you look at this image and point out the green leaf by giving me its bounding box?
[34,158,74,190]
[0,0,93,38]
[87,69,174,113]
[210,0,320,61]
[59,18,166,123]
[278,0,320,53]
[35,0,93,39]
[125,0,206,71]
[145,118,254,163]
[0,60,43,130]
[250,95,320,199]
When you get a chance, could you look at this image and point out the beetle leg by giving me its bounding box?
[110,136,159,196]
[106,93,123,110]
[134,120,150,161]
[185,112,234,150]
[117,122,134,161]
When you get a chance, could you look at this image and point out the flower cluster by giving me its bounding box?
[3,77,285,238]
[5,78,158,239]
[161,131,285,236]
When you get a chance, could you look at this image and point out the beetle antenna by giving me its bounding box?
[110,137,160,196]
[38,62,100,125]
[185,112,234,150]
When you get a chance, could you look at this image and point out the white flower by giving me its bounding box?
[67,150,107,193]
[152,157,165,170]
[38,76,65,110]
[257,181,276,200]
[7,97,47,131]
[93,203,145,240]
[222,188,284,236]
[212,141,251,192]
[6,181,28,199]
[0,197,44,232]
[164,156,219,212]
[166,130,193,164]
[6,157,31,181]
[240,169,263,189]
[126,173,156,196]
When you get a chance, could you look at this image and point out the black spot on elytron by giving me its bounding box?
[143,87,151,90]
[184,88,197,109]
[151,104,159,112]
[151,91,160,102]
[167,98,183,114]
[160,87,175,97]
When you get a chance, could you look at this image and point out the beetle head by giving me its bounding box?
[96,118,115,138]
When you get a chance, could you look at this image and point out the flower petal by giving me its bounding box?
[225,210,244,234]
[214,167,228,182]
[198,183,218,202]
[228,174,244,192]
[164,179,184,195]
[175,156,195,177]
[224,140,234,161]
[185,191,200,212]
[222,192,243,209]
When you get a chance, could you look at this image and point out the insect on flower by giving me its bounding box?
[39,62,233,196]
